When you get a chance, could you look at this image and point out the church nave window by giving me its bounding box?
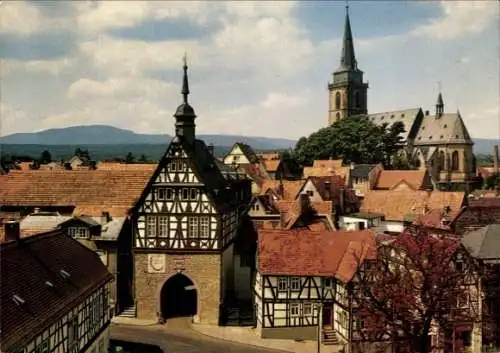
[146,216,157,237]
[158,216,169,238]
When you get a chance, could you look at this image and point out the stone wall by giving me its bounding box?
[134,253,221,325]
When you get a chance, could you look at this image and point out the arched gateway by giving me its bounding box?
[159,273,197,320]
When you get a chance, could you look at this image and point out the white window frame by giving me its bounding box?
[303,302,312,316]
[200,216,210,239]
[67,226,89,239]
[278,277,288,292]
[34,339,49,353]
[290,303,300,317]
[146,216,156,237]
[158,216,169,238]
[290,277,301,291]
[188,217,198,238]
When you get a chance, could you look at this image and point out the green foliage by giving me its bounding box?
[74,147,91,160]
[39,150,52,164]
[125,152,135,164]
[476,153,493,167]
[484,172,500,189]
[281,149,302,177]
[293,116,405,167]
[138,154,148,163]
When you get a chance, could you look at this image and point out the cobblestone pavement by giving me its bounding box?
[110,321,286,353]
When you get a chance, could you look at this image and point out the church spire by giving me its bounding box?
[181,53,189,104]
[339,4,357,71]
[436,91,444,118]
[174,54,196,144]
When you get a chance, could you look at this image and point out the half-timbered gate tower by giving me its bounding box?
[131,59,251,325]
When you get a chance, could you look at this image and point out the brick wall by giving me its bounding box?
[134,253,221,325]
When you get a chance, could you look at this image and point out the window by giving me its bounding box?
[451,151,459,171]
[158,216,169,238]
[188,217,198,238]
[182,188,189,200]
[324,278,333,288]
[455,261,464,272]
[252,203,260,211]
[278,277,288,292]
[170,160,178,171]
[354,91,360,108]
[290,277,300,291]
[34,339,49,353]
[166,188,173,200]
[335,92,341,110]
[200,216,210,239]
[157,188,173,200]
[306,190,314,197]
[290,303,300,317]
[190,188,198,200]
[96,250,108,266]
[303,302,312,316]
[67,227,89,238]
[146,216,156,237]
[67,316,79,353]
[354,316,365,330]
[457,292,468,308]
[439,151,445,170]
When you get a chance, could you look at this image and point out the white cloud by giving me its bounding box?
[2,57,76,75]
[0,1,44,36]
[411,1,500,40]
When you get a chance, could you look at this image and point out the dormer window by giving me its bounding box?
[67,227,89,238]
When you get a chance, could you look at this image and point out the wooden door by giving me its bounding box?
[322,305,333,326]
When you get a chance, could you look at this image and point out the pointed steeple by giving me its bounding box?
[338,5,357,71]
[436,92,444,117]
[174,54,196,144]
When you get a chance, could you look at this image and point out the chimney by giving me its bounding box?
[324,180,332,201]
[493,145,499,173]
[4,220,20,242]
[101,211,111,224]
[425,110,429,116]
[207,144,214,156]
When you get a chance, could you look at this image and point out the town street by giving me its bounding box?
[110,323,285,353]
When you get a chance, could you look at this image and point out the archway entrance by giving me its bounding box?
[160,274,197,320]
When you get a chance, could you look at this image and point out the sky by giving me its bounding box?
[0,0,499,140]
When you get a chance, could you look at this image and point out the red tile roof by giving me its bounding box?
[262,159,281,172]
[240,163,270,186]
[375,170,430,190]
[96,162,158,171]
[313,159,344,169]
[260,180,306,201]
[0,230,113,350]
[361,189,465,222]
[258,229,375,280]
[0,170,153,217]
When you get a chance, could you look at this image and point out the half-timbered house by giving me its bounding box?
[255,228,375,345]
[131,60,251,325]
[0,222,113,353]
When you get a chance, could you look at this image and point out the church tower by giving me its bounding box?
[328,6,368,125]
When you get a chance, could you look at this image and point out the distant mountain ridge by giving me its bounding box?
[0,125,297,150]
[0,124,497,154]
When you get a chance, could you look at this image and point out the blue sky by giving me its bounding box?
[1,1,499,141]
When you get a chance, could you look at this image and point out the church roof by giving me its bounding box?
[414,112,473,146]
[368,108,422,141]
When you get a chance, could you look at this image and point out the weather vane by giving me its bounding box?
[346,0,349,10]
[183,52,187,67]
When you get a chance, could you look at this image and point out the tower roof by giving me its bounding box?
[174,55,196,118]
[337,5,358,72]
[436,92,444,106]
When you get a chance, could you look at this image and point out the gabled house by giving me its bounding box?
[129,62,252,325]
[254,228,375,346]
[361,189,466,234]
[349,163,383,198]
[223,143,260,165]
[0,225,113,353]
[257,152,290,180]
[373,169,433,191]
[303,159,351,185]
[453,197,500,234]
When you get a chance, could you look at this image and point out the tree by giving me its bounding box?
[125,152,135,164]
[281,149,301,177]
[350,226,484,353]
[39,150,52,164]
[293,116,405,167]
[138,154,148,163]
[74,148,91,160]
[484,172,500,190]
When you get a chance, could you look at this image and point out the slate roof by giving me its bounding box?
[368,108,422,141]
[461,224,500,261]
[375,170,430,190]
[414,112,473,146]
[361,189,465,222]
[350,164,379,179]
[0,170,153,217]
[258,229,375,281]
[0,230,113,351]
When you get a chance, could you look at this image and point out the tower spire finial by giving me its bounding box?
[181,52,189,104]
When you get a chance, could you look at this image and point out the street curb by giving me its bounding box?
[190,325,293,353]
[111,318,158,327]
